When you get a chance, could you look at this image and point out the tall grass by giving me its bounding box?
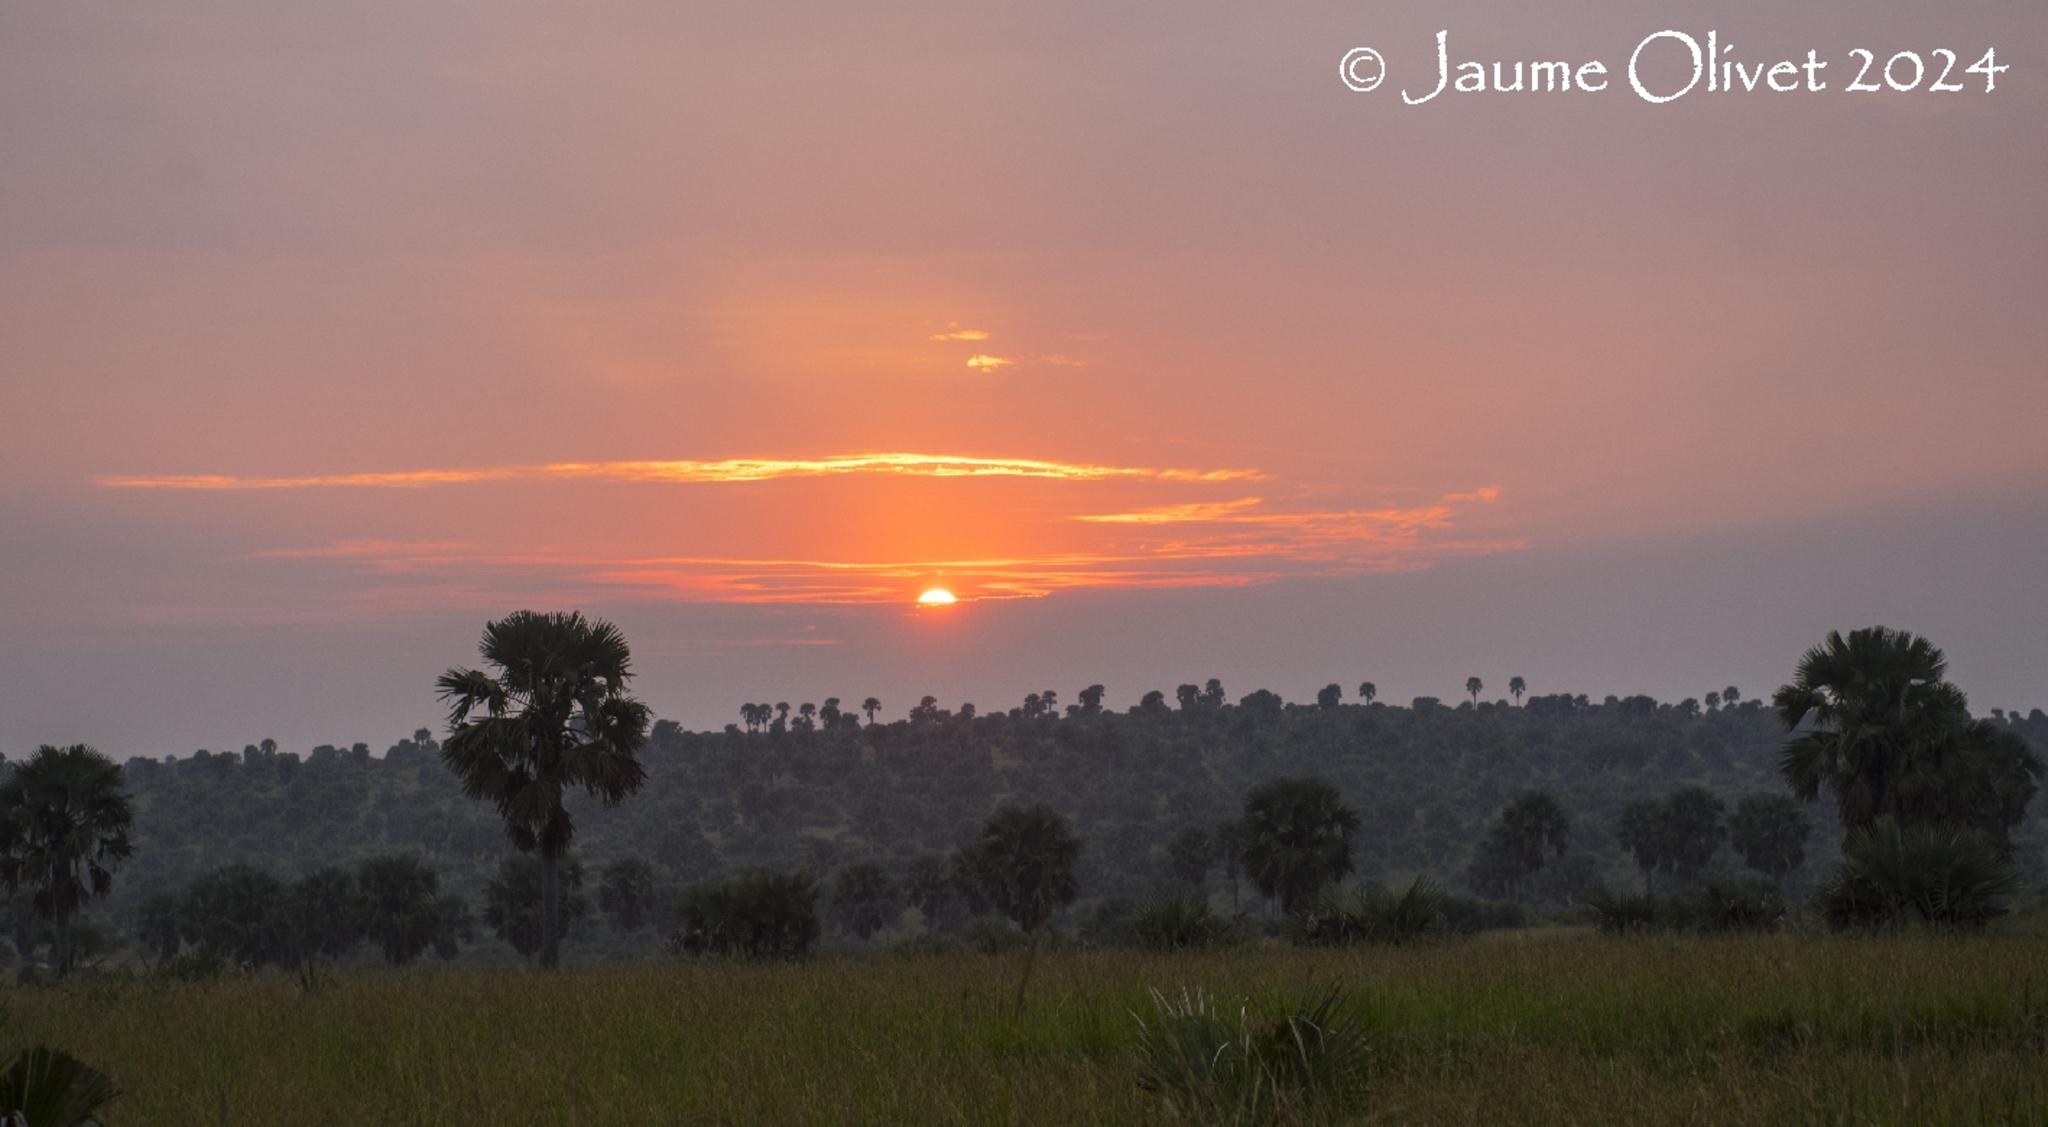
[8,931,2048,1124]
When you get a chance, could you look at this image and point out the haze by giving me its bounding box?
[3,1,2044,755]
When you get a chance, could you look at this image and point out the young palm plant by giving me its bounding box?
[1134,985,1370,1124]
[437,611,651,968]
[0,745,134,979]
[0,1045,119,1126]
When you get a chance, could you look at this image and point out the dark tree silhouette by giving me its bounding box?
[862,697,881,725]
[597,858,659,932]
[484,854,589,959]
[1469,791,1570,901]
[956,804,1081,933]
[283,866,364,965]
[1240,777,1359,913]
[1316,684,1342,710]
[1729,792,1810,885]
[437,610,650,968]
[1465,677,1484,705]
[1775,627,2039,841]
[1357,682,1376,706]
[0,745,134,978]
[1509,676,1527,706]
[1165,826,1214,888]
[357,855,447,965]
[829,862,900,940]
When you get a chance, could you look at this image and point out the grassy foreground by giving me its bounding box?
[11,930,2048,1125]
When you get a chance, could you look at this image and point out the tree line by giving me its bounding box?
[0,618,2040,977]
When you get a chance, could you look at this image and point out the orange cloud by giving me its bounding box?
[100,452,1264,491]
[929,324,991,342]
[237,486,1519,608]
[964,354,1013,372]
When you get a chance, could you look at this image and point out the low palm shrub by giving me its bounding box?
[1293,877,1447,946]
[669,869,821,959]
[1129,894,1237,951]
[0,1045,118,1127]
[1133,985,1369,1124]
[1816,817,2021,930]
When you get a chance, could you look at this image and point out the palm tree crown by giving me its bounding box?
[0,744,135,977]
[1773,627,1970,829]
[437,610,650,966]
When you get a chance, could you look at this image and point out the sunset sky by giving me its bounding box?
[3,2,2045,755]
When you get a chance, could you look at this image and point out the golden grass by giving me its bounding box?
[11,932,2048,1124]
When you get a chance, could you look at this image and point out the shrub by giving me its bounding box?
[1133,985,1369,1123]
[1293,877,1448,947]
[1693,874,1786,933]
[1816,817,2022,931]
[670,869,821,960]
[1128,894,1236,951]
[1585,886,1686,934]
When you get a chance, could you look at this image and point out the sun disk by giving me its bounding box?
[916,587,958,606]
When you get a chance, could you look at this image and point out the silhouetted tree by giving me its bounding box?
[1465,677,1484,705]
[1241,777,1359,913]
[596,858,659,932]
[829,862,900,940]
[956,804,1081,934]
[1357,682,1376,706]
[1729,793,1810,885]
[1775,627,2039,843]
[1469,791,1569,901]
[356,855,445,965]
[1077,685,1106,716]
[0,745,134,978]
[1316,684,1342,710]
[1509,676,1527,705]
[177,865,288,967]
[901,854,953,928]
[437,610,651,968]
[484,854,588,959]
[862,697,881,725]
[283,866,364,965]
[1165,826,1214,888]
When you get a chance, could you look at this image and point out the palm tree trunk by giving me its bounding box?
[540,852,562,969]
[54,906,73,979]
[1010,925,1043,1019]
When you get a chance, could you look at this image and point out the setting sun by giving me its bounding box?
[916,587,958,606]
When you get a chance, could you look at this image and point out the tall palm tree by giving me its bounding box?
[1465,677,1484,705]
[437,610,650,968]
[862,697,881,725]
[0,745,134,978]
[1508,676,1527,705]
[1240,776,1359,913]
[1773,627,1970,830]
[1357,682,1376,706]
[956,803,1081,1016]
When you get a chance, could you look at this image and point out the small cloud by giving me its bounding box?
[965,354,1014,372]
[1077,498,1267,524]
[930,323,991,342]
[1038,354,1088,368]
[1442,486,1501,505]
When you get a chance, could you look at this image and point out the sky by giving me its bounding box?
[3,1,2045,756]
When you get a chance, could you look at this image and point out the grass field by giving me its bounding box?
[11,930,2048,1124]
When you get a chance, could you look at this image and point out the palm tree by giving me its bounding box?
[1773,627,1970,830]
[0,745,134,978]
[1508,676,1526,705]
[862,697,881,725]
[1357,682,1376,706]
[1240,777,1359,913]
[437,610,650,968]
[1465,677,1484,705]
[956,803,1081,1015]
